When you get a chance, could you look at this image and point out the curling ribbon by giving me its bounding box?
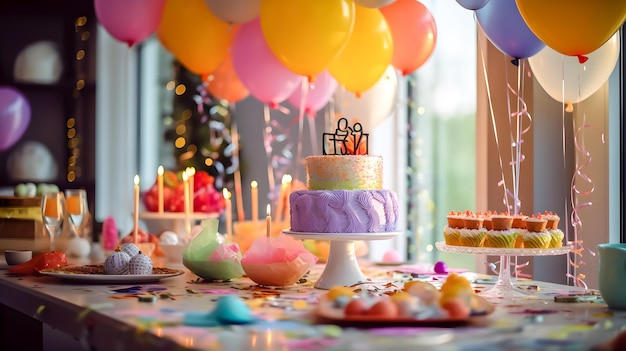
[567,114,603,289]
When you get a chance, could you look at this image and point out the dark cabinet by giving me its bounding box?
[0,0,97,210]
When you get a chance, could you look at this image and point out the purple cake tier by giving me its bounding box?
[289,190,398,233]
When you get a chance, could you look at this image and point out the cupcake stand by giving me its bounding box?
[283,230,402,290]
[436,242,572,298]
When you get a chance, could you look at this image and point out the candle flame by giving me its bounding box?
[281,174,292,185]
[134,175,140,185]
[157,165,164,175]
[251,180,258,189]
[223,188,231,200]
[188,167,196,176]
[182,171,188,181]
[266,204,271,216]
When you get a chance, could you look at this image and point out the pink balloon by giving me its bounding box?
[0,86,31,152]
[287,71,337,116]
[231,18,302,108]
[95,0,166,47]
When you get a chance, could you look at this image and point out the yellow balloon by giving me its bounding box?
[157,0,235,76]
[516,0,626,56]
[329,6,393,96]
[260,0,356,81]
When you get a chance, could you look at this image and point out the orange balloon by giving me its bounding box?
[157,0,235,76]
[206,52,249,103]
[380,0,437,76]
[516,0,626,57]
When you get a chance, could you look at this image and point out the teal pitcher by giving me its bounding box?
[597,243,626,310]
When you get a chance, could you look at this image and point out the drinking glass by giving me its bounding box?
[65,189,87,239]
[41,192,65,251]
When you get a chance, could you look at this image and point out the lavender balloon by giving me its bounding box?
[475,0,545,59]
[0,86,31,152]
[455,0,489,10]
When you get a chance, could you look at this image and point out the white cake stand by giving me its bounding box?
[283,230,402,290]
[435,242,572,298]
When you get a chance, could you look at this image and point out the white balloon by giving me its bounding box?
[204,0,260,24]
[529,32,620,104]
[333,65,398,130]
[356,0,396,9]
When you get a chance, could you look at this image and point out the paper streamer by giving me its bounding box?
[566,113,603,289]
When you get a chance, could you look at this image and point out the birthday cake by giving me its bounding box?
[289,118,398,233]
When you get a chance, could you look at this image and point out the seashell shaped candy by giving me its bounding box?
[120,243,140,258]
[128,251,153,275]
[104,249,131,275]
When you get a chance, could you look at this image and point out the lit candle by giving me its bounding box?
[187,167,195,213]
[157,165,164,213]
[182,171,191,236]
[251,181,258,224]
[275,174,289,223]
[133,175,140,244]
[232,122,244,221]
[282,174,292,223]
[266,204,271,239]
[223,188,232,241]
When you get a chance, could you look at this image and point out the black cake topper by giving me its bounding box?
[322,117,369,155]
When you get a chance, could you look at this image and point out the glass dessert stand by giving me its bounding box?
[283,230,402,290]
[436,242,572,298]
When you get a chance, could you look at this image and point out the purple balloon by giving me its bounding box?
[231,18,302,108]
[287,70,337,116]
[475,0,545,59]
[456,0,489,10]
[0,86,31,152]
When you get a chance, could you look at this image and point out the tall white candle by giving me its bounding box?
[266,204,271,239]
[182,171,191,236]
[275,174,289,223]
[223,188,232,241]
[133,175,140,244]
[188,167,195,213]
[157,165,164,213]
[251,181,258,224]
[282,174,292,223]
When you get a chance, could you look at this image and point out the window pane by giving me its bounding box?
[407,1,477,269]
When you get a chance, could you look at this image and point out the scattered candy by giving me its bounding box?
[434,261,448,274]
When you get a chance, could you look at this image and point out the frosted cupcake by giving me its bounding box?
[460,216,486,247]
[542,211,564,248]
[444,211,464,246]
[511,213,528,230]
[484,214,517,248]
[521,216,551,248]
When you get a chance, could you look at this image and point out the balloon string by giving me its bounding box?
[262,104,276,202]
[295,79,309,182]
[477,27,510,212]
[503,56,532,215]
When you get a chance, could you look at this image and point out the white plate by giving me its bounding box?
[282,230,402,241]
[40,269,185,284]
[435,241,572,256]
